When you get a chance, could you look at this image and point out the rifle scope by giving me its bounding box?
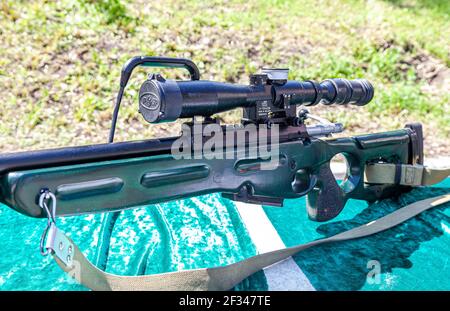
[138,69,373,124]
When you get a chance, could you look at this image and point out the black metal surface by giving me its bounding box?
[1,127,418,220]
[0,138,176,175]
[120,56,200,88]
[110,56,201,142]
[0,125,309,176]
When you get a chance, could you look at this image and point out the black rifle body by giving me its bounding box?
[0,124,423,222]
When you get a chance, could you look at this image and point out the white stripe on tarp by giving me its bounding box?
[235,202,315,291]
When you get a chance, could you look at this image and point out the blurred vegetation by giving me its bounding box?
[0,0,448,155]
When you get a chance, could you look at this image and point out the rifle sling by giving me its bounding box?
[48,165,450,291]
[364,163,450,186]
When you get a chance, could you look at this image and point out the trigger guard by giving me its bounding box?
[291,169,317,196]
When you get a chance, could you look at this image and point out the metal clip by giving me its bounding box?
[38,190,74,267]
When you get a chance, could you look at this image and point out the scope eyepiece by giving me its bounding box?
[138,71,374,124]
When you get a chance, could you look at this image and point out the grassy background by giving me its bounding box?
[0,0,449,156]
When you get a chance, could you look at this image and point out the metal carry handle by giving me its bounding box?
[109,56,200,142]
[119,56,200,87]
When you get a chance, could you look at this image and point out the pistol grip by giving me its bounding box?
[306,163,347,222]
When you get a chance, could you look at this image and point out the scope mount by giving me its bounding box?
[243,68,300,127]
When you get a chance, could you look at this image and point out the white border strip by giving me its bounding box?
[235,202,315,291]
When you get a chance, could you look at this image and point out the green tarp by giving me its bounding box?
[0,179,449,290]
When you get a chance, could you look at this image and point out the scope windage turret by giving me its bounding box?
[138,70,374,124]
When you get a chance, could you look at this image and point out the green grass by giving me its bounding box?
[0,0,448,155]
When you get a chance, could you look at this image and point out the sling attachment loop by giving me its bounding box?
[38,191,74,267]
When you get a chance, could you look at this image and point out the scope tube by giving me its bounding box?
[176,81,268,117]
[139,76,373,123]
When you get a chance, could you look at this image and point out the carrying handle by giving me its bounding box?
[109,56,200,143]
[120,56,200,87]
